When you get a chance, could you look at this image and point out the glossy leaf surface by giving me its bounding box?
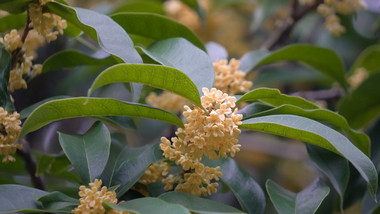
[237,88,319,109]
[112,143,164,196]
[111,12,204,50]
[239,45,347,89]
[0,185,47,213]
[339,72,380,129]
[349,45,380,74]
[159,191,245,214]
[46,2,142,63]
[204,158,266,214]
[104,197,191,214]
[58,121,111,183]
[88,64,201,107]
[18,97,183,140]
[241,114,378,198]
[42,50,117,73]
[140,38,214,95]
[266,178,330,214]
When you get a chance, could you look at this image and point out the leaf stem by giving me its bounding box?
[16,140,46,191]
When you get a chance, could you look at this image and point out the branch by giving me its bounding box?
[291,87,344,101]
[16,139,46,190]
[260,0,324,51]
[11,9,32,68]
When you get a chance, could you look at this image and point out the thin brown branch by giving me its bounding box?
[291,87,344,101]
[260,0,324,51]
[11,9,32,68]
[16,140,46,190]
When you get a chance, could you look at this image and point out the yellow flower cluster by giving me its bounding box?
[163,0,201,31]
[263,7,290,31]
[29,0,67,42]
[348,67,368,89]
[160,88,242,196]
[139,162,171,185]
[146,91,191,114]
[213,59,253,95]
[317,0,366,36]
[0,0,67,92]
[0,107,22,163]
[72,179,130,214]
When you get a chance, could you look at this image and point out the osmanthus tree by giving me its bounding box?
[0,0,379,213]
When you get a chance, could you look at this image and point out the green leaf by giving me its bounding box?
[42,50,117,74]
[0,0,32,14]
[204,158,266,214]
[0,13,26,32]
[338,71,380,129]
[18,97,183,140]
[159,191,245,214]
[205,42,228,61]
[38,191,78,210]
[46,2,142,64]
[181,0,205,20]
[0,48,14,112]
[240,45,348,89]
[240,114,378,199]
[88,64,201,107]
[306,144,349,211]
[140,38,214,95]
[237,88,319,110]
[349,45,380,74]
[20,96,70,119]
[58,121,111,184]
[239,50,270,73]
[266,178,330,214]
[243,104,370,156]
[112,143,164,196]
[0,184,48,213]
[94,116,137,130]
[237,102,273,119]
[112,0,165,14]
[111,12,205,50]
[104,198,191,214]
[99,133,127,187]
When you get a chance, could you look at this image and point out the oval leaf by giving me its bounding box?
[266,178,330,214]
[58,121,111,184]
[0,184,48,213]
[243,104,370,155]
[140,38,215,95]
[42,50,117,74]
[0,0,33,14]
[240,114,378,199]
[339,71,380,129]
[18,97,183,140]
[111,12,205,50]
[46,2,142,63]
[306,144,349,211]
[237,88,319,110]
[204,158,266,214]
[88,64,201,107]
[0,13,26,32]
[111,143,164,196]
[240,45,348,89]
[104,198,191,214]
[349,45,380,74]
[239,50,270,73]
[159,191,245,214]
[205,42,228,61]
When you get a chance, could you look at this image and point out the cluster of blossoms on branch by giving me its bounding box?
[317,0,366,36]
[0,0,67,92]
[72,179,129,214]
[0,107,22,163]
[159,88,242,196]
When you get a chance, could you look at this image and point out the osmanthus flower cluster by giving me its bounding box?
[72,179,130,214]
[146,59,253,114]
[317,0,366,36]
[0,0,67,92]
[160,88,242,196]
[139,161,171,185]
[0,107,22,163]
[348,67,368,89]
